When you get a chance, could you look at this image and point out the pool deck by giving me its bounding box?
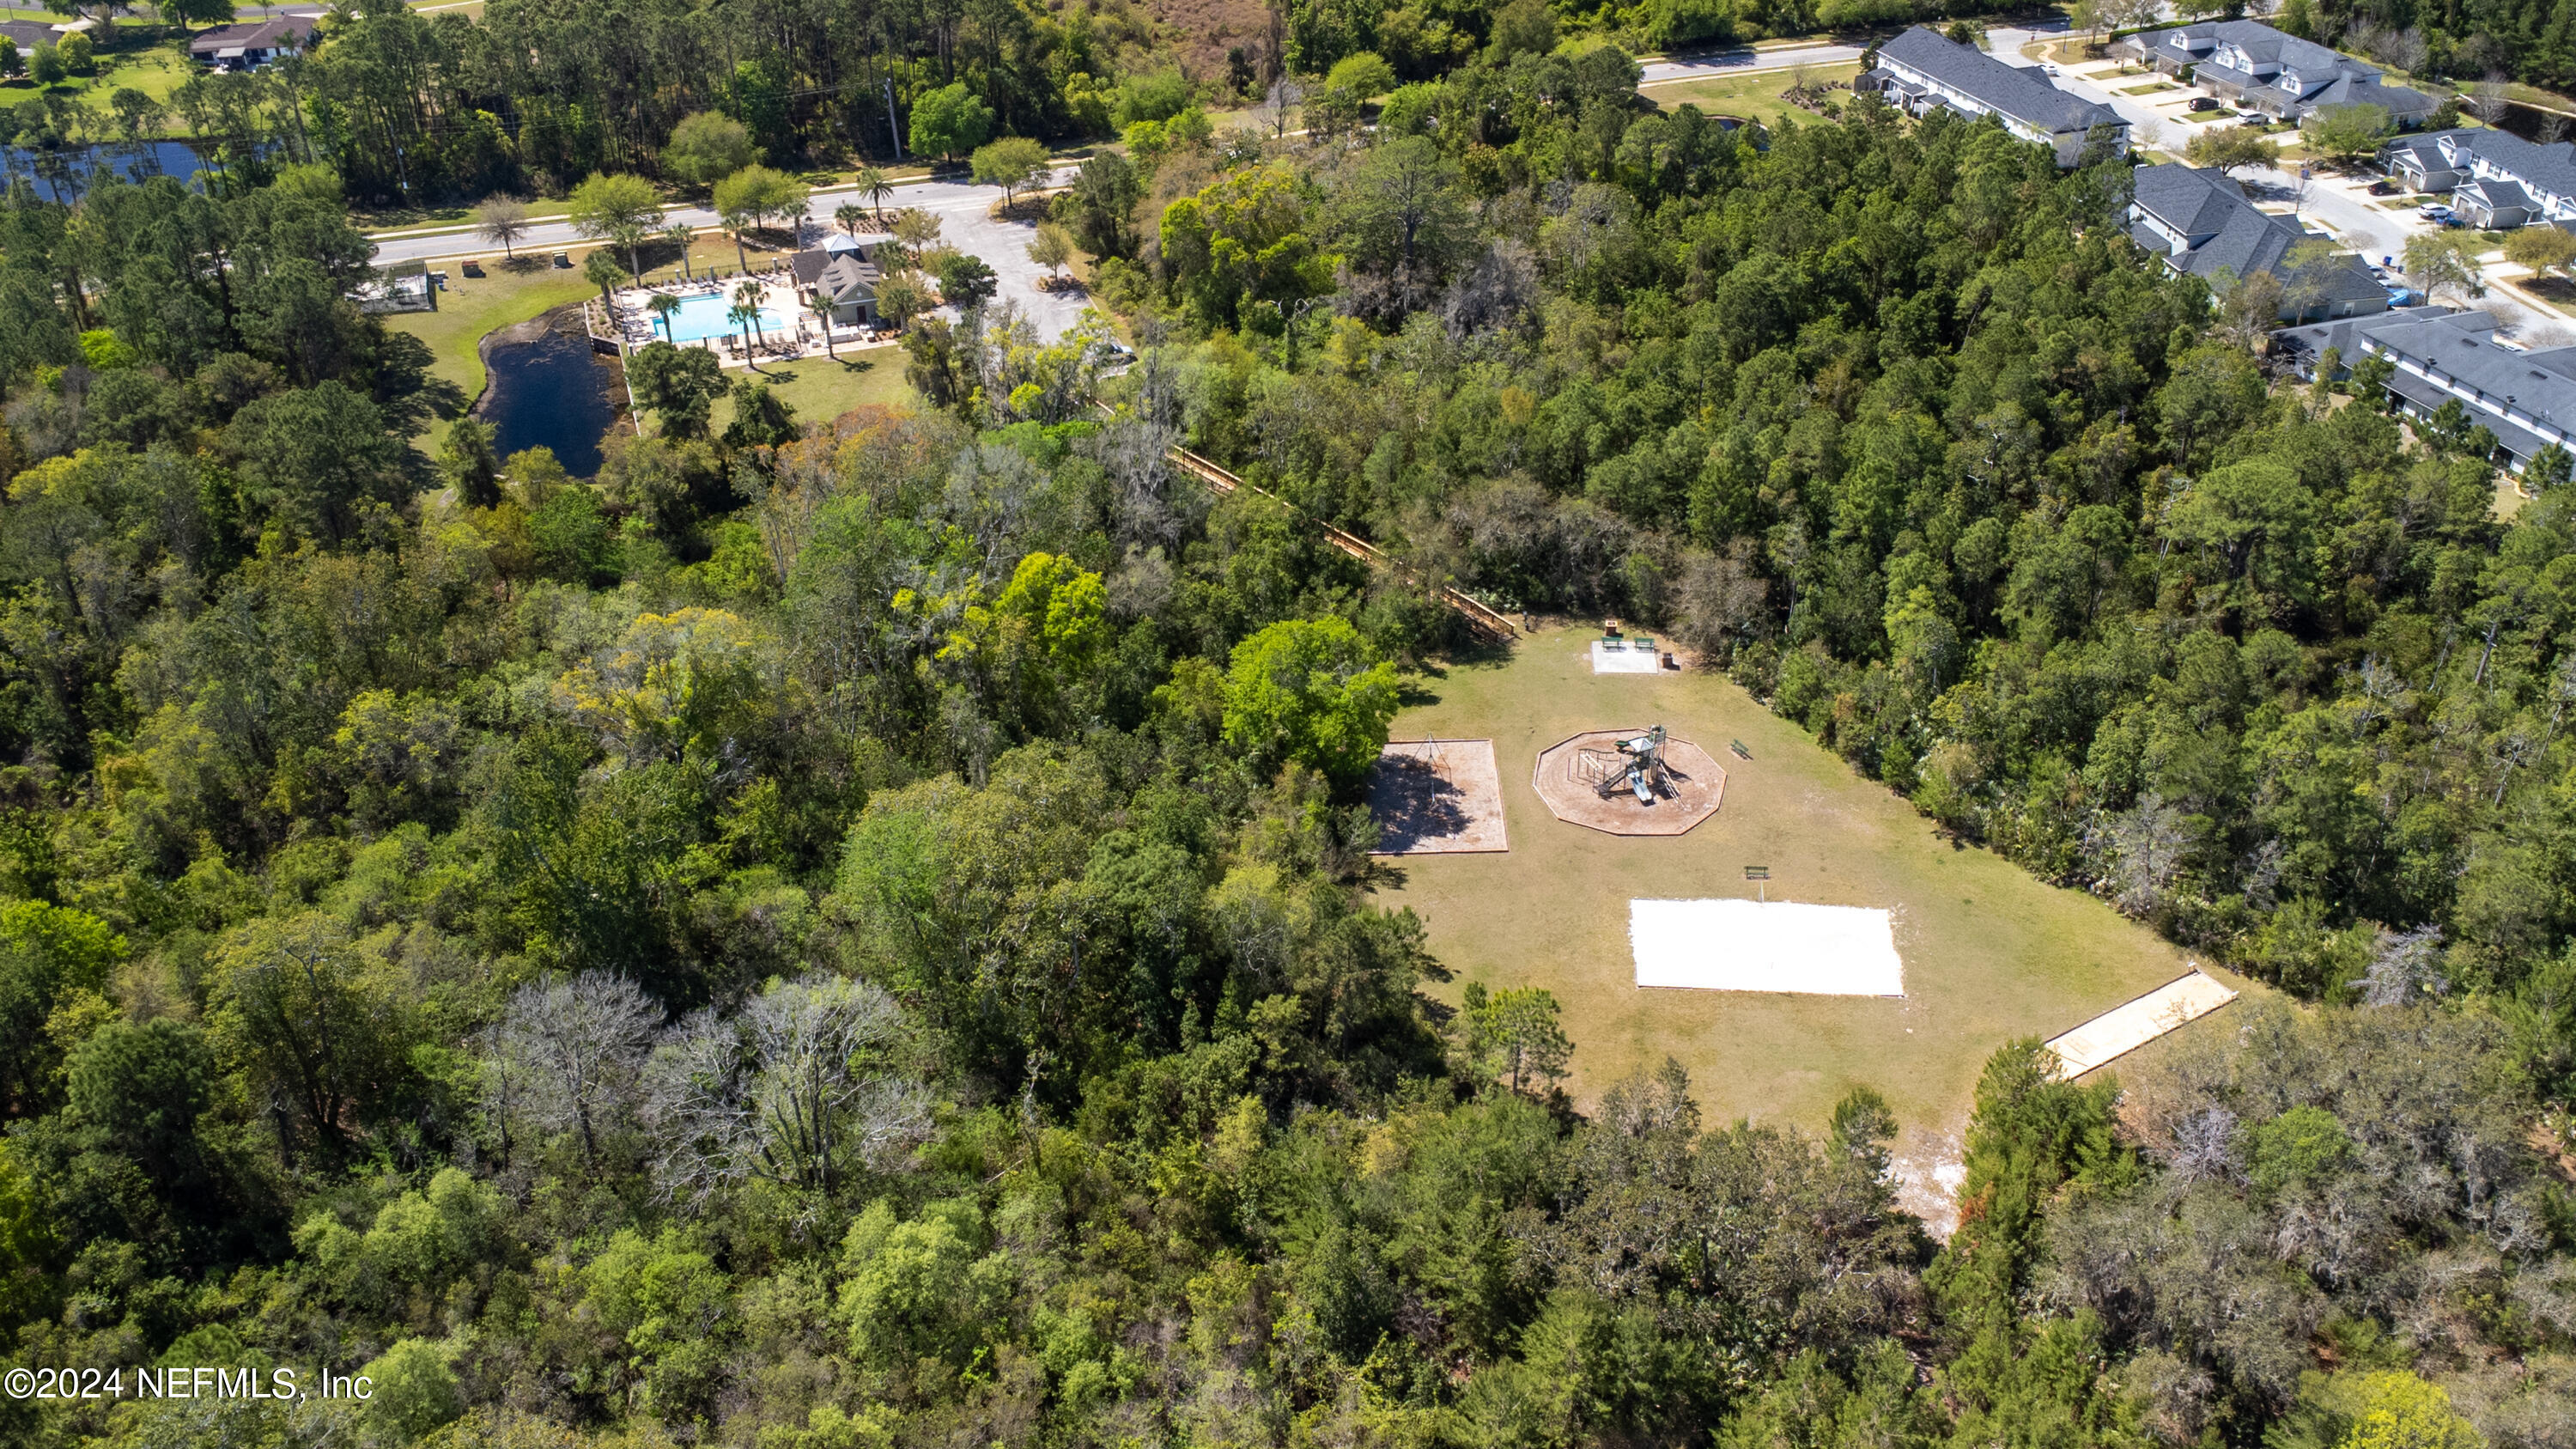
[611,274,893,368]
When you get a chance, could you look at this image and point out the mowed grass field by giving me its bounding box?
[1644,61,1861,129]
[1369,624,2245,1212]
[385,253,604,404]
[712,350,917,431]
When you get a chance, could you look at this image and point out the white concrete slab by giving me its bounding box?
[1591,639,1663,673]
[1630,898,1905,996]
[2044,969,2238,1079]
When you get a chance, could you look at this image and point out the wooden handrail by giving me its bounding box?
[1163,443,1515,641]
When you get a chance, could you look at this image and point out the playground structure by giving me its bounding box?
[1532,727,1726,836]
[1575,726,1669,804]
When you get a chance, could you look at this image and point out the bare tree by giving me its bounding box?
[2166,1105,2241,1185]
[1668,539,1772,663]
[492,971,659,1163]
[2090,793,2191,918]
[644,974,928,1202]
[2475,73,2512,123]
[2385,27,2429,76]
[1441,239,1541,340]
[2352,923,2447,1007]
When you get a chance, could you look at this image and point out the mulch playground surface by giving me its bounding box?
[1531,729,1727,837]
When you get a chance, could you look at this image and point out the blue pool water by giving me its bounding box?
[654,291,790,344]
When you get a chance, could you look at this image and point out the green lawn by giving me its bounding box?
[1366,625,2247,1199]
[1645,62,1862,131]
[384,253,601,405]
[0,28,195,121]
[712,349,917,431]
[2120,80,2178,94]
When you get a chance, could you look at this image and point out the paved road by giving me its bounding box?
[1638,41,1864,88]
[2019,47,2562,334]
[374,167,1093,338]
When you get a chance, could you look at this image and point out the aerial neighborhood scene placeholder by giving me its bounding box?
[0,0,2573,1446]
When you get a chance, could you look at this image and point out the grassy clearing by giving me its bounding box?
[715,350,916,430]
[2120,80,2178,94]
[384,252,601,405]
[1,31,191,113]
[1365,625,2239,1162]
[1646,62,1861,131]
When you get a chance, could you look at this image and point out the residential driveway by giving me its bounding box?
[1990,37,2567,337]
[368,167,1095,340]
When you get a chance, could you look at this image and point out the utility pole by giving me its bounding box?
[883,76,902,161]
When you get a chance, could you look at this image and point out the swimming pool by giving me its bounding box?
[653,290,790,344]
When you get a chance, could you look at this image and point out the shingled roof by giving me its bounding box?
[1877,27,2123,137]
[2129,163,2385,307]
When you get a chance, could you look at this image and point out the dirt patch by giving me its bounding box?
[1370,740,1509,855]
[1892,1128,1967,1239]
[1532,729,1726,837]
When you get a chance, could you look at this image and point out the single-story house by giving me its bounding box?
[188,15,318,71]
[2127,162,2388,320]
[1857,26,2129,167]
[787,233,886,326]
[2112,21,2436,126]
[2277,305,2576,472]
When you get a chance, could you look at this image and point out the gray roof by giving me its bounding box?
[186,15,315,53]
[2383,368,2551,458]
[2133,161,2249,240]
[2307,75,2436,116]
[2415,127,2576,204]
[2458,177,2536,212]
[1876,27,2123,137]
[2354,311,2576,450]
[2133,21,2366,78]
[2129,164,2386,304]
[2275,303,2474,371]
[787,245,882,303]
[0,20,59,49]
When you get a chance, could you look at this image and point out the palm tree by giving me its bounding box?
[807,288,837,360]
[835,203,869,237]
[727,301,760,368]
[647,292,683,343]
[733,278,769,353]
[660,222,696,278]
[583,250,629,311]
[858,165,893,224]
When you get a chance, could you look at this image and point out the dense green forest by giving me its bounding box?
[2,8,2576,1448]
[17,0,2576,206]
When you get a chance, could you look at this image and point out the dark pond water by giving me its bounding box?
[0,141,228,202]
[481,332,617,478]
[2494,100,2576,145]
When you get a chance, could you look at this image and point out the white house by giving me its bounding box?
[1857,27,2129,167]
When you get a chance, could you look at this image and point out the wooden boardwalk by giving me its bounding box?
[1162,442,1518,642]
